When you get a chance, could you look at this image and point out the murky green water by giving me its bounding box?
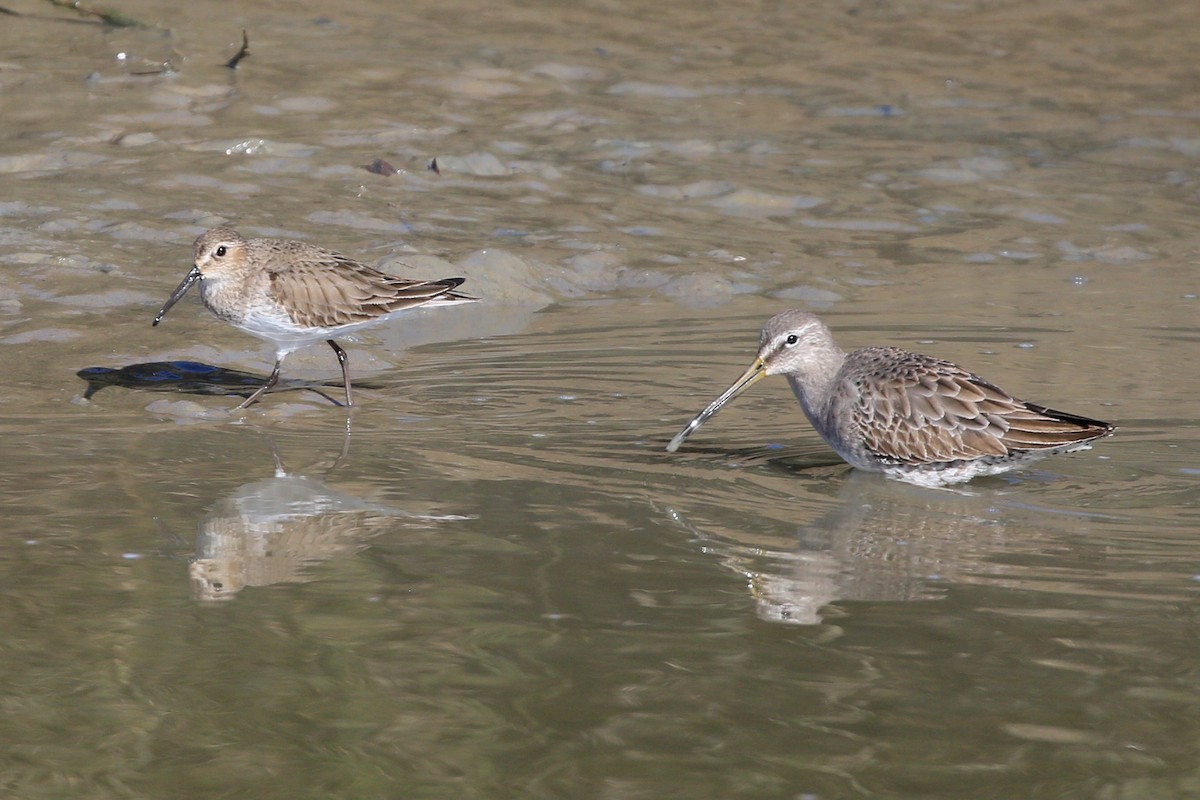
[1,0,1198,797]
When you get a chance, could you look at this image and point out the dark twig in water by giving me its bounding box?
[225,29,250,69]
[130,61,178,76]
[44,0,146,27]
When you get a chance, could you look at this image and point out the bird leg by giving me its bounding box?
[327,339,352,407]
[235,359,282,409]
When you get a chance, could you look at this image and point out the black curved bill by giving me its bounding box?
[152,266,201,326]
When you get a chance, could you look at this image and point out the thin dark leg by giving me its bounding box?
[235,359,282,409]
[328,339,352,406]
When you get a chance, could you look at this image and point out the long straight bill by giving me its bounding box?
[152,266,201,326]
[666,357,767,452]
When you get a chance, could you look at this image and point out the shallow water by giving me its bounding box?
[1,0,1199,797]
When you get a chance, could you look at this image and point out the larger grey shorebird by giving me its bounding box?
[667,310,1114,486]
[153,226,476,409]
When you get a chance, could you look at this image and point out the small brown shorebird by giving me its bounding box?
[667,310,1114,486]
[153,226,476,409]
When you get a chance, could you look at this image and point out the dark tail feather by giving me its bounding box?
[1005,402,1115,449]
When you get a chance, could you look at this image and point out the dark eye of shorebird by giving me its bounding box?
[214,245,227,258]
[784,333,799,346]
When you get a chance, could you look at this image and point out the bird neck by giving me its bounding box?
[199,274,250,323]
[784,344,846,420]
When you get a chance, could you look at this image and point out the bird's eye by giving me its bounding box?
[785,334,799,346]
[214,245,227,258]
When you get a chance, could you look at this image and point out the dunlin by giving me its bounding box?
[153,226,476,408]
[667,310,1114,485]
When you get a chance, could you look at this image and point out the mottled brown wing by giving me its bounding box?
[265,249,470,329]
[845,348,1109,465]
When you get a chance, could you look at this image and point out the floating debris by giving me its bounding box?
[363,158,398,177]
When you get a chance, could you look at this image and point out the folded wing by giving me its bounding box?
[266,249,475,329]
[845,348,1113,465]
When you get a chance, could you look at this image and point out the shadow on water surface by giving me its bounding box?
[76,360,375,405]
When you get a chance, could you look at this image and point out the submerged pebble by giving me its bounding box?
[772,286,843,307]
[450,249,556,306]
[709,188,824,217]
[420,71,524,98]
[145,399,233,422]
[1,328,83,345]
[430,152,510,176]
[660,272,738,306]
[306,210,414,234]
[607,81,701,98]
[636,181,737,200]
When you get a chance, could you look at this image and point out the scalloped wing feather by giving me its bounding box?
[846,348,1110,465]
[261,249,469,329]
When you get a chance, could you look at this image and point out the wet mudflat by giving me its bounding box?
[0,0,1197,797]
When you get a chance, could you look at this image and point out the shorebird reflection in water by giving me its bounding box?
[153,226,477,409]
[667,310,1114,486]
[190,445,471,601]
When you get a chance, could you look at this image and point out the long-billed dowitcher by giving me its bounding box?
[153,226,476,408]
[666,310,1114,485]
